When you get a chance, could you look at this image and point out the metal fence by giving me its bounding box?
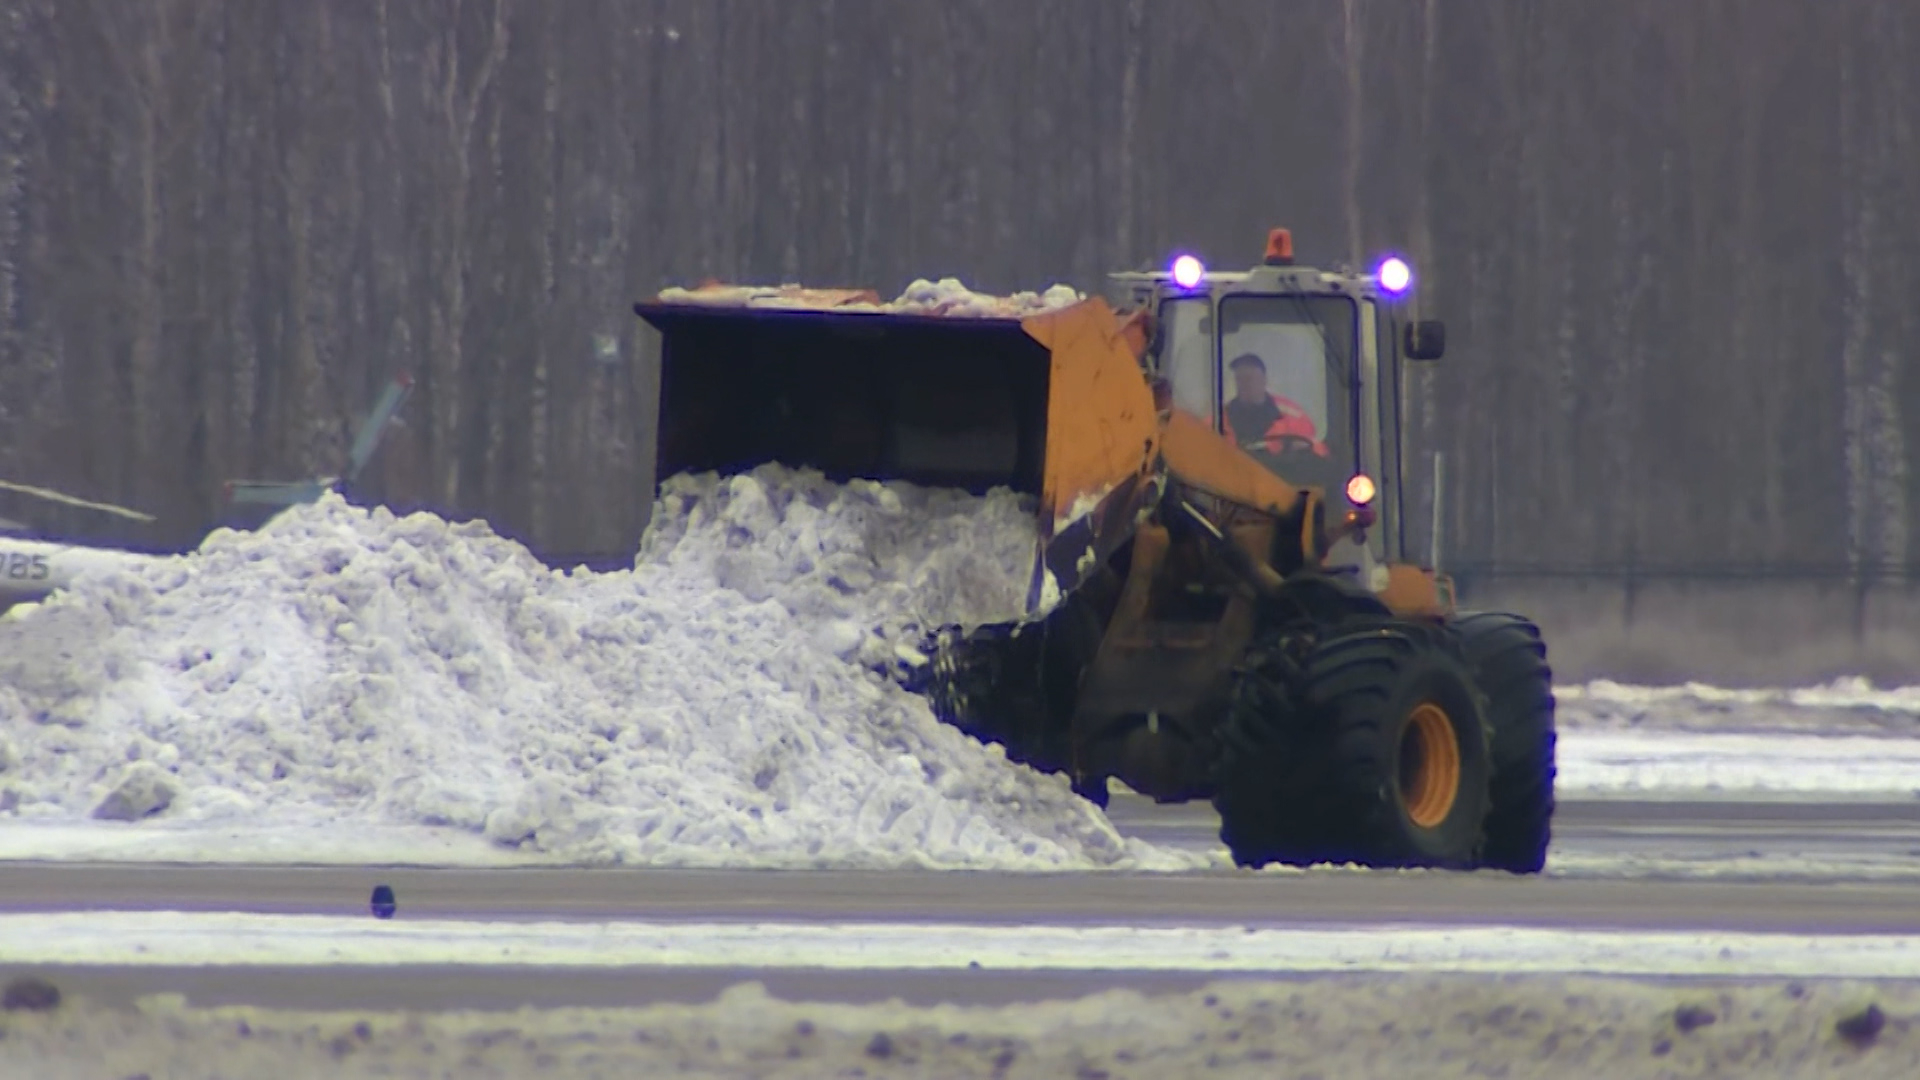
[1446,562,1920,585]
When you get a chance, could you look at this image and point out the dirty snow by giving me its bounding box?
[0,468,1182,872]
[3,970,1914,1079]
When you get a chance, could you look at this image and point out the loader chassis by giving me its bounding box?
[636,235,1558,874]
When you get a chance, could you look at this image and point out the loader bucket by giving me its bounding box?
[634,291,1162,612]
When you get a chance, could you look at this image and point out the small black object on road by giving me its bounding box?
[370,884,397,919]
[2,975,61,1012]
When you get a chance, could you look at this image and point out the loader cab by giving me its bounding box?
[1107,232,1445,585]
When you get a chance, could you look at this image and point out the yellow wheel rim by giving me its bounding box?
[1400,702,1461,829]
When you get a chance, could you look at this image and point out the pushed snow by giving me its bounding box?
[871,277,1085,317]
[0,467,1169,871]
[655,277,1084,318]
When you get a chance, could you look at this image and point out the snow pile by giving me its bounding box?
[9,972,1915,1079]
[654,277,1084,318]
[638,467,1042,663]
[864,277,1085,317]
[1559,677,1920,736]
[0,467,1168,871]
[654,283,884,309]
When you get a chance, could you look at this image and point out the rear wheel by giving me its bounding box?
[1214,622,1492,869]
[1453,612,1557,874]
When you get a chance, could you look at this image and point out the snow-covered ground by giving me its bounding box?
[1551,676,1920,803]
[1561,678,1920,737]
[7,911,1920,979]
[1556,730,1920,801]
[3,968,1912,1079]
[3,470,1918,872]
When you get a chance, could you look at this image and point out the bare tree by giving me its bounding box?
[416,0,510,510]
[5,0,1917,587]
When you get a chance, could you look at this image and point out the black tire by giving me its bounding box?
[1453,612,1558,874]
[918,624,1048,758]
[917,588,1110,804]
[1213,622,1493,870]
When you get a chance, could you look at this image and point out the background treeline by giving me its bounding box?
[1,0,1915,586]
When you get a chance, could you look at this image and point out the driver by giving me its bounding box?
[1223,352,1328,458]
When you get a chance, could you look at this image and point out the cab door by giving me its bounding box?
[1156,296,1218,425]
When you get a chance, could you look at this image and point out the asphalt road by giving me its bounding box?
[4,798,1920,931]
[1103,794,1920,864]
[5,797,1920,1010]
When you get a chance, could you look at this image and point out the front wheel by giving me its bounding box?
[1453,612,1557,874]
[1214,622,1493,870]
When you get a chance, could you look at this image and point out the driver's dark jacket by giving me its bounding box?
[1224,392,1328,458]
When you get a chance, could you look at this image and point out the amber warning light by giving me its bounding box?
[1264,228,1295,266]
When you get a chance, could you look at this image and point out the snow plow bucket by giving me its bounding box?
[633,285,1163,611]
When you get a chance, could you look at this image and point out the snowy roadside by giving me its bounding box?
[3,723,1916,870]
[0,969,1911,1079]
[1554,729,1920,802]
[8,911,1920,979]
[4,473,1919,875]
[3,724,1916,870]
[1560,679,1920,738]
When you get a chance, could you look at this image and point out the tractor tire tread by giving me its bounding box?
[1213,622,1492,870]
[1453,611,1557,875]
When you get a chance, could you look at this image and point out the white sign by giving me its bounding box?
[0,539,155,603]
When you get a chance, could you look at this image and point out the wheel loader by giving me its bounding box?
[633,228,1557,874]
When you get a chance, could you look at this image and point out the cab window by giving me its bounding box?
[1157,297,1215,419]
[1216,294,1358,495]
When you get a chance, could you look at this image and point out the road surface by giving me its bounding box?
[4,798,1917,931]
[5,797,1919,1009]
[1104,794,1920,865]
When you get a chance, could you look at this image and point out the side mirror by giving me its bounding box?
[1404,320,1446,361]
